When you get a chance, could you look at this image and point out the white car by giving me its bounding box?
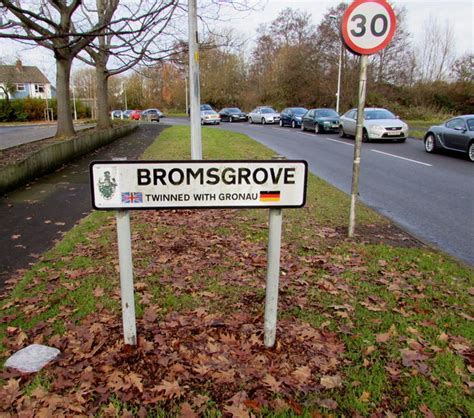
[248,107,281,125]
[339,108,408,142]
[201,110,221,125]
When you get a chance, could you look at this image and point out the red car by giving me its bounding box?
[130,110,142,120]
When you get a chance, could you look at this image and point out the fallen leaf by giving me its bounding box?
[359,391,371,403]
[262,374,281,393]
[318,398,338,410]
[320,375,342,389]
[178,402,198,418]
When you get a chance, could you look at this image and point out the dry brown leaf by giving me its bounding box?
[291,366,312,383]
[178,402,198,418]
[359,391,371,403]
[262,374,281,393]
[154,379,183,399]
[320,375,342,389]
[318,398,338,410]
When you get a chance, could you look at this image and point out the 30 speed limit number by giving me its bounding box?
[342,0,396,55]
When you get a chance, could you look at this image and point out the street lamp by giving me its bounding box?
[330,15,343,114]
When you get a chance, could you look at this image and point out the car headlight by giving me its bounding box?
[369,125,385,134]
[295,116,302,120]
[402,123,408,130]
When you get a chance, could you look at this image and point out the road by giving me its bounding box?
[167,117,473,266]
[0,123,95,150]
[223,121,473,265]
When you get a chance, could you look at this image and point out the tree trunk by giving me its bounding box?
[55,57,75,138]
[95,63,112,129]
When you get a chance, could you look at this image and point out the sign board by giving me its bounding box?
[341,0,396,55]
[90,160,308,210]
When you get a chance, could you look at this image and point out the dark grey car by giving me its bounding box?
[424,115,474,162]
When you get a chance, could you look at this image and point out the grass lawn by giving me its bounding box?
[1,126,472,416]
[406,119,444,139]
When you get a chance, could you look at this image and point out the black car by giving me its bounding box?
[280,107,308,128]
[302,108,340,133]
[219,107,248,122]
[424,115,474,162]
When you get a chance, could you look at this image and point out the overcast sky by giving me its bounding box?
[1,0,472,83]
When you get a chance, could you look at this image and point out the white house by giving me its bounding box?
[0,60,53,100]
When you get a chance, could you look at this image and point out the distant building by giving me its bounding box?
[0,59,54,100]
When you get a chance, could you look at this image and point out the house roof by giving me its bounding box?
[0,65,50,84]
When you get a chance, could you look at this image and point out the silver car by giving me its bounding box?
[248,106,281,125]
[339,108,408,142]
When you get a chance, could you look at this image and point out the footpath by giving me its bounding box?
[0,124,165,288]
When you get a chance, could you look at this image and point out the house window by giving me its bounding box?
[16,83,25,91]
[35,84,45,93]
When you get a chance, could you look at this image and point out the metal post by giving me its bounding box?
[336,43,343,114]
[116,210,137,345]
[188,0,202,160]
[264,155,285,348]
[185,76,188,116]
[348,55,368,237]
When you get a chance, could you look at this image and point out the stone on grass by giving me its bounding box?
[4,344,60,373]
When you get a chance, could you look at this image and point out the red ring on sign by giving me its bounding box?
[342,0,396,55]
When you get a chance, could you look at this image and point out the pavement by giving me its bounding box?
[0,123,166,289]
[0,122,95,150]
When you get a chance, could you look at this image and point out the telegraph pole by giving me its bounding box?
[188,0,202,160]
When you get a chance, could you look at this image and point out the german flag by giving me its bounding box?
[260,190,280,202]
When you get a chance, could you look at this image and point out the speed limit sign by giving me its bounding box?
[341,0,396,55]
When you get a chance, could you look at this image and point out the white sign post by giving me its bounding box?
[341,0,396,237]
[91,160,307,346]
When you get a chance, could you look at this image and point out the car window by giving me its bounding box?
[346,110,356,119]
[200,104,212,111]
[316,109,338,118]
[446,118,466,130]
[365,109,396,120]
[228,108,241,113]
[292,108,308,115]
[261,108,276,114]
[307,110,314,118]
[466,119,474,131]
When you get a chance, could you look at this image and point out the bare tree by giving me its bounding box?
[0,1,114,137]
[417,16,456,82]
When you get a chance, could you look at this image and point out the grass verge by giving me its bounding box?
[0,125,472,416]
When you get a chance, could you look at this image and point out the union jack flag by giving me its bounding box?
[121,192,143,204]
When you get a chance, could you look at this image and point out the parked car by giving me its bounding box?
[201,110,221,125]
[339,108,408,142]
[219,107,248,122]
[301,108,340,133]
[130,110,142,120]
[424,115,474,162]
[122,110,133,119]
[141,108,160,122]
[248,107,281,124]
[110,110,122,119]
[280,107,308,128]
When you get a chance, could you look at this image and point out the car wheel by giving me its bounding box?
[467,142,474,162]
[424,134,436,153]
[338,125,346,138]
[262,118,266,125]
[291,120,296,129]
[362,130,369,142]
[315,123,320,134]
[249,117,253,124]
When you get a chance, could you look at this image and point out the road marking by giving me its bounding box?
[371,149,432,166]
[323,136,354,146]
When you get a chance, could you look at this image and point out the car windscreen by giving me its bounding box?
[365,109,396,120]
[228,108,241,113]
[316,109,338,117]
[261,108,276,114]
[200,105,212,110]
[292,108,307,115]
[202,110,217,115]
[466,119,474,131]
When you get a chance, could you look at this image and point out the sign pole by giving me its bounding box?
[116,209,137,345]
[348,54,368,237]
[264,155,285,348]
[264,206,282,347]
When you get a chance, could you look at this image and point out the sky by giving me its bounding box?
[1,0,472,84]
